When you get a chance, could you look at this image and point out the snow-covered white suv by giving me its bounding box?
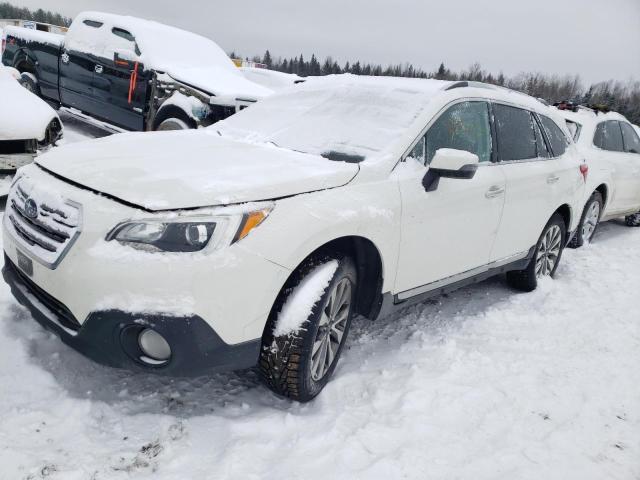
[2,77,586,401]
[557,108,640,245]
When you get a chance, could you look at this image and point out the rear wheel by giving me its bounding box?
[507,213,566,292]
[569,192,602,248]
[625,212,640,227]
[259,255,357,402]
[18,72,40,97]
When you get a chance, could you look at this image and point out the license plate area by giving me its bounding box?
[16,250,33,277]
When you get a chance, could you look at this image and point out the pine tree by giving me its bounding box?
[262,50,273,68]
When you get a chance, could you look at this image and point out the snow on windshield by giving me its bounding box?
[216,75,450,161]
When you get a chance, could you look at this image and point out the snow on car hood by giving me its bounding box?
[0,67,58,141]
[35,130,359,210]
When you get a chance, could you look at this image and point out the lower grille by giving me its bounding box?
[5,255,81,332]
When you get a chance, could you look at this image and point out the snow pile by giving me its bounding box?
[3,26,64,46]
[0,66,57,141]
[274,260,338,336]
[217,75,451,161]
[159,91,209,121]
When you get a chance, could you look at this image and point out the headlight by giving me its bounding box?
[107,207,271,253]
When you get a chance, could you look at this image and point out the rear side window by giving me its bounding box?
[83,19,103,28]
[532,117,551,158]
[565,120,582,141]
[539,115,569,157]
[423,101,493,164]
[493,104,537,161]
[594,121,624,152]
[620,122,640,154]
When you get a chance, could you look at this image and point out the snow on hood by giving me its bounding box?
[216,75,453,161]
[35,130,359,210]
[0,66,58,141]
[67,12,272,102]
[240,67,304,92]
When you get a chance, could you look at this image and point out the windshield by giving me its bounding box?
[216,76,447,161]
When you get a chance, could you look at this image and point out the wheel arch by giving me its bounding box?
[594,183,608,210]
[12,49,37,75]
[152,104,197,130]
[554,203,572,234]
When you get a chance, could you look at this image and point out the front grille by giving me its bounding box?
[5,177,81,268]
[0,139,37,155]
[5,255,81,331]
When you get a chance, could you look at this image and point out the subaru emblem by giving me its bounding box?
[24,198,38,219]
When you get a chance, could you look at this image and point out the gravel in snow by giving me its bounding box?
[0,220,638,479]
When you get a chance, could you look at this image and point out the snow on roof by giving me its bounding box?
[216,75,455,160]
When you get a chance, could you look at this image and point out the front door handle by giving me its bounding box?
[547,175,560,184]
[485,185,505,199]
[94,64,103,74]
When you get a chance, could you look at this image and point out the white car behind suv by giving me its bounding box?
[2,77,586,401]
[557,108,640,245]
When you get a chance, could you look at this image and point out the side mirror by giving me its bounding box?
[422,148,479,192]
[114,48,139,68]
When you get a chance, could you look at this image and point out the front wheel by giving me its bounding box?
[259,255,357,402]
[507,213,566,292]
[569,192,602,248]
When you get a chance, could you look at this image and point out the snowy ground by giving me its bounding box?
[0,115,638,479]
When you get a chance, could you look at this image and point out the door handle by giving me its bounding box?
[547,175,560,184]
[94,64,103,74]
[485,185,505,199]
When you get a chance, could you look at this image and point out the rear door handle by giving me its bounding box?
[94,64,103,74]
[547,175,560,184]
[485,185,505,198]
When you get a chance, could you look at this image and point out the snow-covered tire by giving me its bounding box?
[259,255,357,402]
[152,106,196,131]
[18,72,40,97]
[507,213,566,292]
[569,192,602,248]
[625,212,640,227]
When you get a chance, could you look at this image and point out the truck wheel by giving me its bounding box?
[259,255,357,402]
[19,72,40,97]
[569,192,602,248]
[625,212,640,227]
[152,106,196,131]
[507,213,566,292]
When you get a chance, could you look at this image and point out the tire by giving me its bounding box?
[259,255,357,402]
[18,72,40,97]
[569,192,602,248]
[507,213,566,292]
[152,106,196,131]
[625,212,640,227]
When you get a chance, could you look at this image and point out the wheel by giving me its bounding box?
[259,255,357,402]
[569,192,602,248]
[625,212,640,227]
[507,213,566,292]
[152,106,196,131]
[18,72,40,97]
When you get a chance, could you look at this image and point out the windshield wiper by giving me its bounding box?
[320,151,365,163]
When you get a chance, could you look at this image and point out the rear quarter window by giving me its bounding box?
[593,121,624,152]
[620,122,640,154]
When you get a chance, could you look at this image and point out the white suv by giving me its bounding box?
[557,108,640,245]
[2,77,586,401]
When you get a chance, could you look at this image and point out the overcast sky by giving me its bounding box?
[10,0,640,85]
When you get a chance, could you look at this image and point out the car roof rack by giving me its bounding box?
[445,81,498,91]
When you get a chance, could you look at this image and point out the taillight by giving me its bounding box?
[580,163,589,182]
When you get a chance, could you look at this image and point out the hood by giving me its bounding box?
[167,66,274,103]
[35,130,359,210]
[0,68,58,141]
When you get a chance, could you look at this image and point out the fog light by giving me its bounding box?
[138,329,171,362]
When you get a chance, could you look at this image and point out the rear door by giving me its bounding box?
[490,104,562,261]
[620,122,640,208]
[92,26,148,131]
[593,121,634,212]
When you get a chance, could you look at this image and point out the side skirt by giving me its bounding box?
[376,247,535,319]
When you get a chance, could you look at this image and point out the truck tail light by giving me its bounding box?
[579,163,589,182]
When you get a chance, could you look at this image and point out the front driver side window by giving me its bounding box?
[409,101,492,165]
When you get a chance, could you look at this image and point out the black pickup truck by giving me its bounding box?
[1,12,272,131]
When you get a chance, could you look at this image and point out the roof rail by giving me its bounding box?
[445,81,497,91]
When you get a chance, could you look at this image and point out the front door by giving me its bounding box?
[395,100,506,298]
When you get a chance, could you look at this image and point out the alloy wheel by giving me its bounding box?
[310,278,352,381]
[535,224,562,277]
[582,201,600,242]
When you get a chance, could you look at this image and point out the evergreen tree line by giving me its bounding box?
[241,51,640,125]
[0,2,71,27]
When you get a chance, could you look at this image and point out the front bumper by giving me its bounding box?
[3,255,261,375]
